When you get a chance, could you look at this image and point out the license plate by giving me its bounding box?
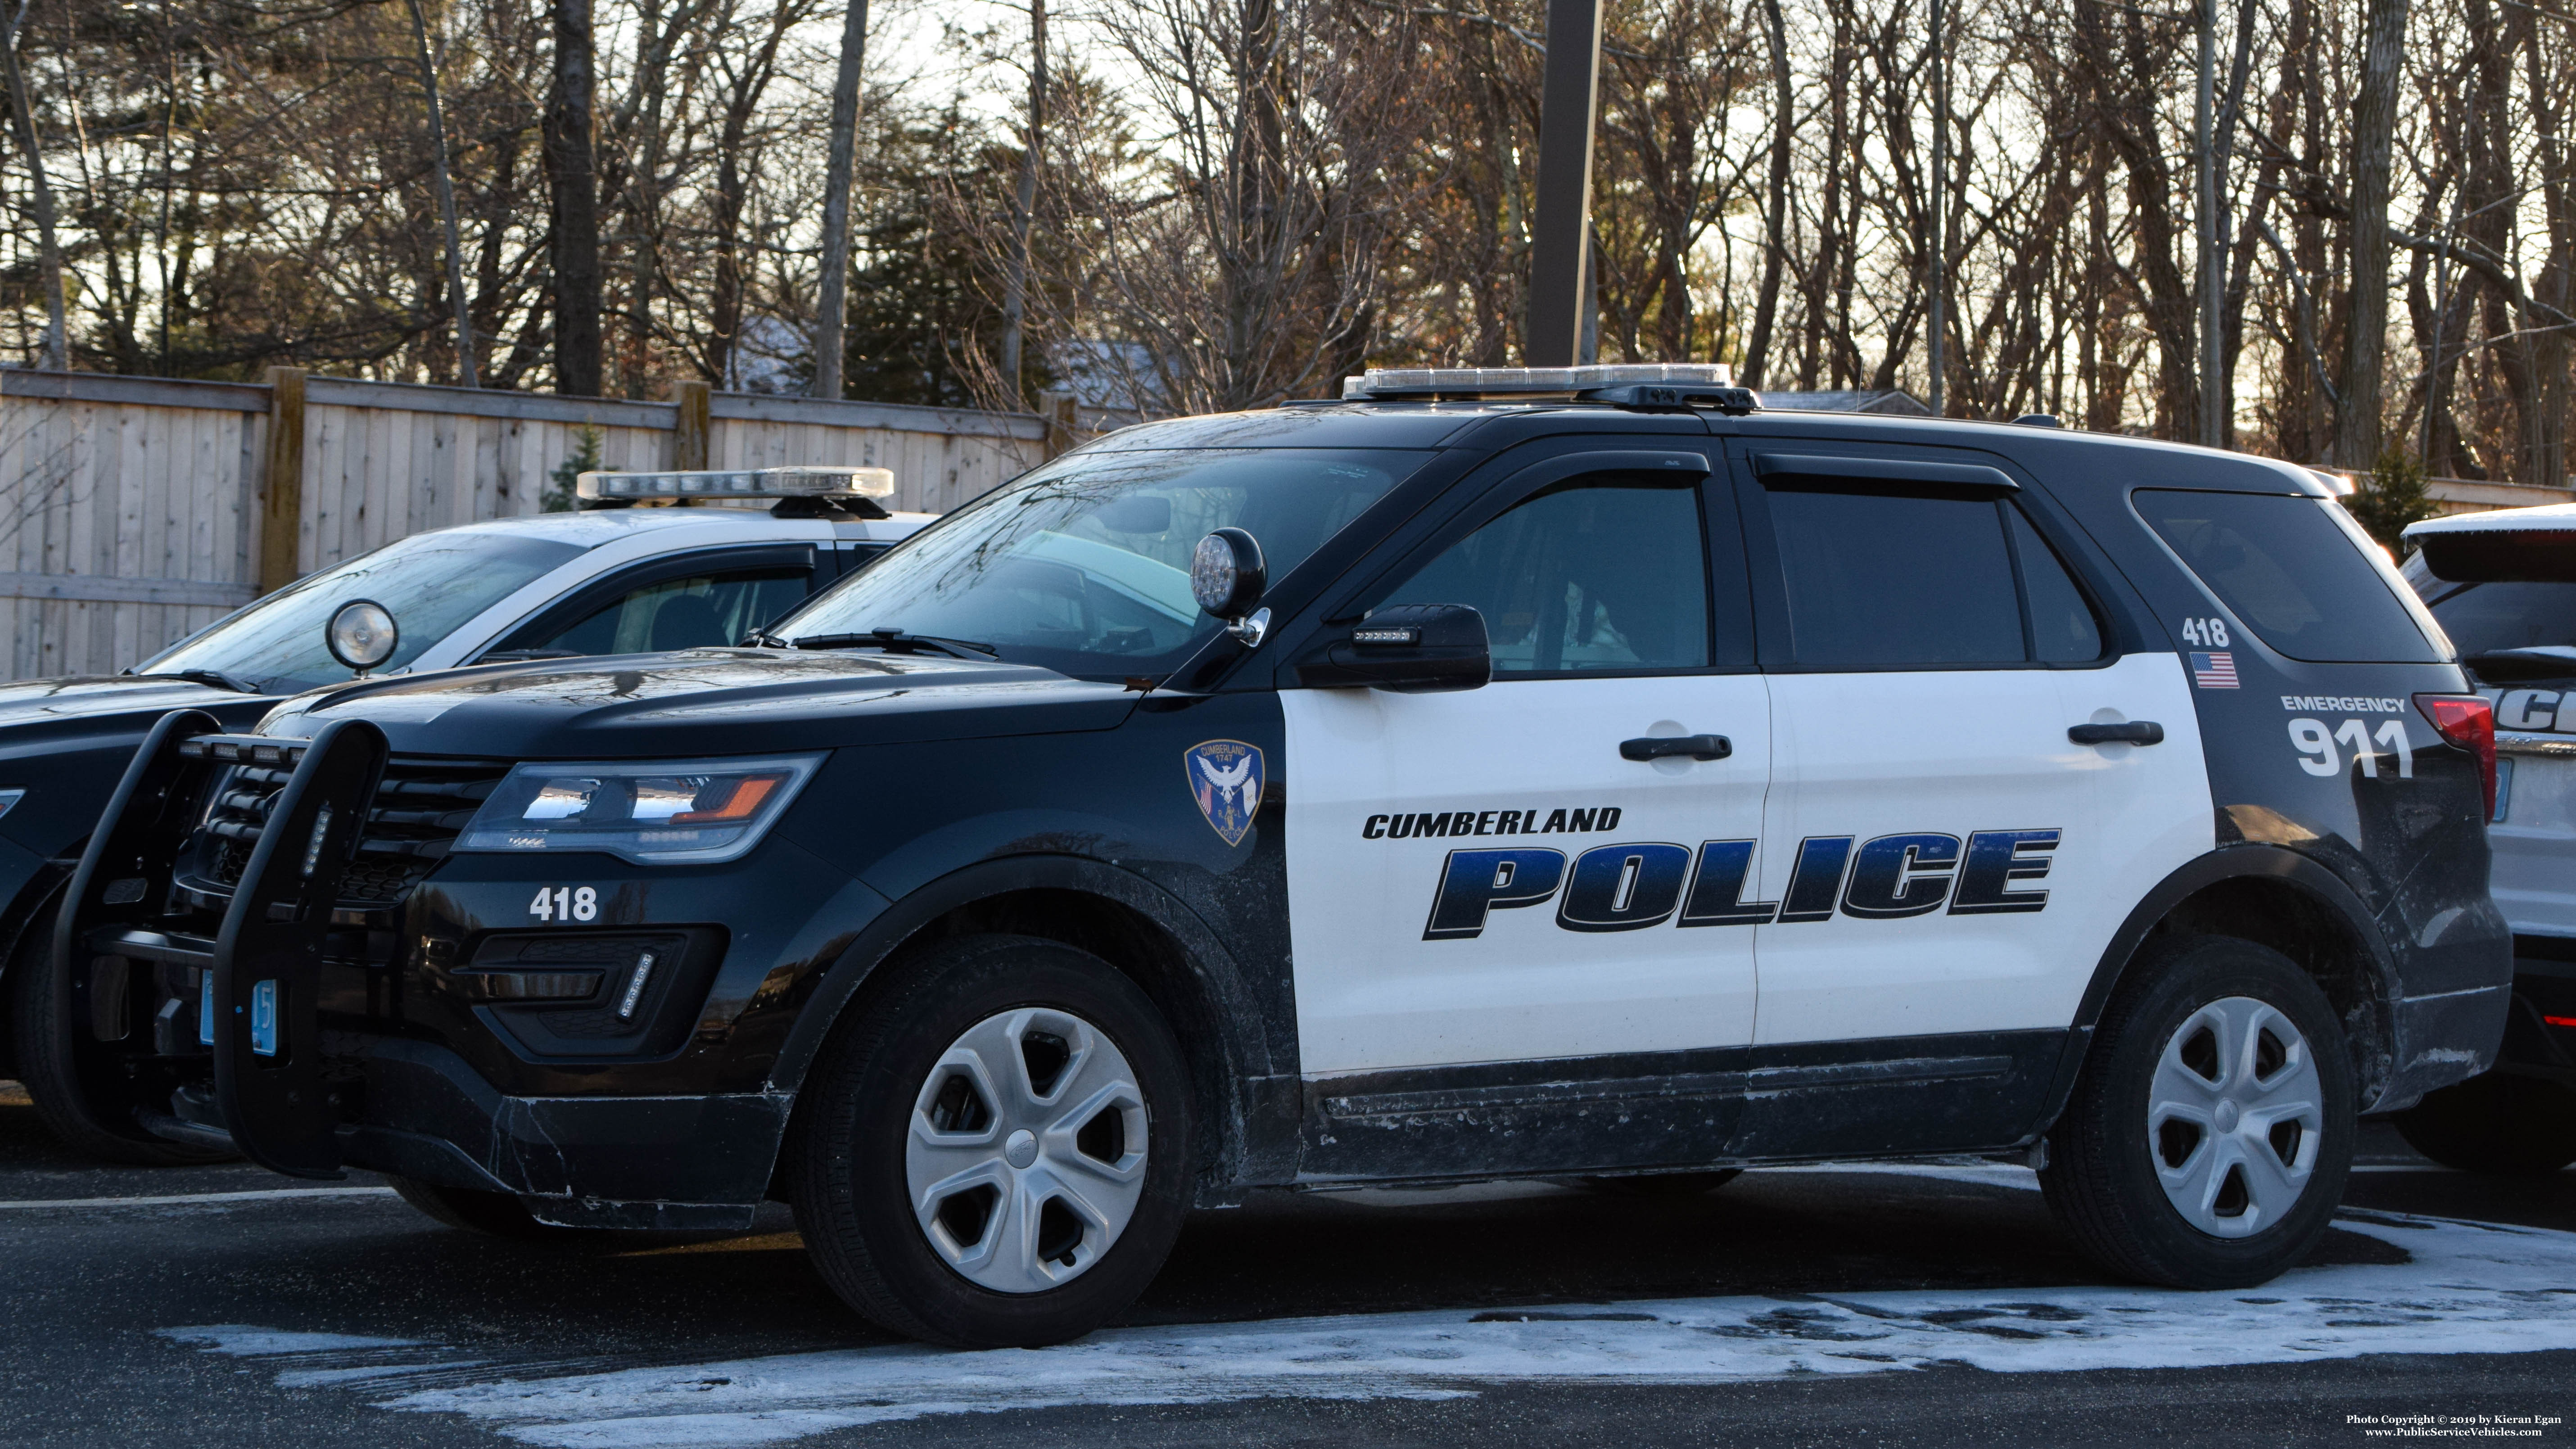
[250,980,279,1057]
[198,974,214,1046]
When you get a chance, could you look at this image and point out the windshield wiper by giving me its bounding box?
[143,668,264,694]
[788,628,999,660]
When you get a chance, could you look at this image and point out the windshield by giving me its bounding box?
[774,447,1428,679]
[141,531,581,694]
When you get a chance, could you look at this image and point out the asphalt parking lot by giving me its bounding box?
[2,1080,2570,1449]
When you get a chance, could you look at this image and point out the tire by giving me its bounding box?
[7,899,236,1167]
[790,934,1193,1348]
[1577,1169,1744,1197]
[2394,1071,2576,1176]
[2040,934,2354,1289]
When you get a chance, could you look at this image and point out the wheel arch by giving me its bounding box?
[2041,844,2404,1129]
[769,854,1296,1204]
[0,858,77,1079]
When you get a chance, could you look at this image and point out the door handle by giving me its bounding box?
[2068,721,2165,746]
[1621,734,1732,762]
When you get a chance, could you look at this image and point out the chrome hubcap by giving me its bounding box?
[904,1007,1149,1293]
[2146,995,2324,1238]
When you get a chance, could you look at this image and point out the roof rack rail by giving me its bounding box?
[1340,364,1760,415]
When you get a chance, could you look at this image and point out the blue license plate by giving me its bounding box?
[250,980,279,1057]
[198,974,215,1046]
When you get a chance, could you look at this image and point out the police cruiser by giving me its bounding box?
[2,466,926,1163]
[2394,504,2576,1173]
[61,365,2508,1346]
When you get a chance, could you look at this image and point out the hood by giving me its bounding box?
[258,649,1140,758]
[0,673,272,745]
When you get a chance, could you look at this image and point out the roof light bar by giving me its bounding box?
[575,465,897,502]
[1340,363,1757,414]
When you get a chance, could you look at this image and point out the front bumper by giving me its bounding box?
[162,1036,790,1230]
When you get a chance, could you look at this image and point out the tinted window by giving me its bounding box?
[2011,507,2104,663]
[140,530,580,694]
[2137,490,2440,662]
[524,569,809,655]
[1768,487,2025,667]
[2425,582,2576,658]
[1380,476,1710,674]
[778,448,1420,681]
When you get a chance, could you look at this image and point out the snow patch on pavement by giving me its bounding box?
[164,1212,2576,1448]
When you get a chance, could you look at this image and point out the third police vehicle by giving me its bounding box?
[63,366,2508,1346]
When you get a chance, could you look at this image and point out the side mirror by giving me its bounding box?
[1295,603,1490,694]
[1192,528,1270,645]
[325,598,399,674]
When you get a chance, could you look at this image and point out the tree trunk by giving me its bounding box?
[1743,0,1792,388]
[810,0,870,400]
[543,0,604,397]
[405,0,476,387]
[0,0,68,371]
[998,0,1045,406]
[2332,0,2411,467]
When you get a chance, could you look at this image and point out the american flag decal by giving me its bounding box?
[2190,651,2240,689]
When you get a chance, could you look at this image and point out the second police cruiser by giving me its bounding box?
[61,365,2510,1347]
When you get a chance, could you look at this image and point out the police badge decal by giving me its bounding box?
[1184,739,1264,847]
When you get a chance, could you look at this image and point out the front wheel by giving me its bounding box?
[2394,1071,2576,1175]
[790,934,1193,1347]
[2041,934,2354,1288]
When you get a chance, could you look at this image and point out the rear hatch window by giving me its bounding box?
[2405,532,2576,682]
[2135,489,2444,663]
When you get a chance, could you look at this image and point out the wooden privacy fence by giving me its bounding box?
[0,369,1062,682]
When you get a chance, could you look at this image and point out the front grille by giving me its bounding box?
[199,755,506,907]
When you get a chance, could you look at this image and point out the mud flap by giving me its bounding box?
[52,709,226,1110]
[211,718,388,1178]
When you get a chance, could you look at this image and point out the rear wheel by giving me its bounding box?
[2041,934,2353,1289]
[2394,1071,2576,1175]
[8,900,235,1167]
[790,934,1192,1348]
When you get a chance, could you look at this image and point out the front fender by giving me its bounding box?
[768,853,1298,1193]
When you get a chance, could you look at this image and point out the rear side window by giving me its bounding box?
[1762,486,2102,668]
[2135,490,2440,663]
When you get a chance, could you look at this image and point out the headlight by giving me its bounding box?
[455,754,823,865]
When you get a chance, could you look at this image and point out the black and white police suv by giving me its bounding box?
[2392,504,2576,1173]
[62,365,2508,1346]
[1,466,926,1163]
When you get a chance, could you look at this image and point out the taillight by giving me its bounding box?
[2415,693,2497,818]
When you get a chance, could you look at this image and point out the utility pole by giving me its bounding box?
[1926,0,1946,415]
[1525,0,1604,368]
[0,0,67,372]
[998,0,1046,407]
[2195,0,2221,446]
[406,0,477,387]
[810,0,872,400]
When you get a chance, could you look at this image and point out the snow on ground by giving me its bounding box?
[158,1204,2576,1449]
